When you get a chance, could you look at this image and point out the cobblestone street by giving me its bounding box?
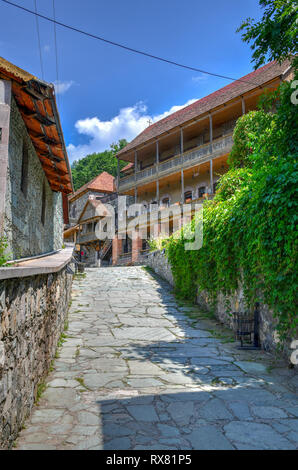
[16,267,298,450]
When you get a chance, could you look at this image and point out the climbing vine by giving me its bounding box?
[0,236,10,267]
[165,78,298,345]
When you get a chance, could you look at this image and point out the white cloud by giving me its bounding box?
[54,80,75,95]
[67,98,197,161]
[192,74,208,82]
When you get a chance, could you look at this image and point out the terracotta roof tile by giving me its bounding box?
[0,56,73,193]
[69,171,115,201]
[121,162,134,172]
[117,60,290,158]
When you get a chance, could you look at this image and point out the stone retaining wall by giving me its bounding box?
[147,250,174,286]
[147,250,281,355]
[0,267,73,449]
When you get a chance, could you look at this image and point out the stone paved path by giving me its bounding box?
[16,267,298,450]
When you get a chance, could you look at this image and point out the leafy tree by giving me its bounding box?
[71,139,128,191]
[237,0,298,69]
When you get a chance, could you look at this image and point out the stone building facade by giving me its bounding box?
[3,98,63,259]
[0,57,73,260]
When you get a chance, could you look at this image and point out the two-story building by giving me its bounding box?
[0,56,73,259]
[113,60,292,265]
[64,172,116,266]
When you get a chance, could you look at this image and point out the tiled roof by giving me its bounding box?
[117,60,290,158]
[69,171,115,201]
[77,196,114,223]
[121,162,134,172]
[0,56,73,194]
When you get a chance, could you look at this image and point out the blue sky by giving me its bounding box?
[0,0,262,162]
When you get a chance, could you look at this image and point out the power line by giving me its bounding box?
[33,0,44,80]
[52,0,59,101]
[1,0,260,86]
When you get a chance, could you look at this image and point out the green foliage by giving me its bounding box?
[148,234,169,252]
[165,78,298,346]
[71,139,128,191]
[0,236,10,267]
[35,381,47,404]
[214,168,251,201]
[237,0,298,69]
[228,110,273,168]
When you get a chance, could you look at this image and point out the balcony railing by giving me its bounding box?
[77,231,98,244]
[119,133,233,190]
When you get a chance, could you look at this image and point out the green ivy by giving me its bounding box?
[165,78,298,346]
[0,236,10,267]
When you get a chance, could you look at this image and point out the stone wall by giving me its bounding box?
[147,250,281,354]
[147,250,174,286]
[0,267,73,449]
[3,96,63,259]
[0,80,11,233]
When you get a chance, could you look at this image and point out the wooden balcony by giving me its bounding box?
[77,231,98,244]
[119,133,233,191]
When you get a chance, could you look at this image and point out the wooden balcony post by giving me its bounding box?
[180,128,184,154]
[156,139,159,205]
[117,157,120,193]
[242,96,246,115]
[180,128,184,203]
[156,140,159,165]
[209,114,213,144]
[134,151,138,203]
[134,151,138,181]
[210,159,213,194]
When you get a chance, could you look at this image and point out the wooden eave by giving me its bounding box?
[0,61,73,194]
[118,76,281,163]
[68,187,114,203]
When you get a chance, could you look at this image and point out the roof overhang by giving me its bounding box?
[0,56,73,194]
[117,61,291,163]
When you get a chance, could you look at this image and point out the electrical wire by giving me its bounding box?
[52,0,59,101]
[1,0,261,86]
[33,0,44,80]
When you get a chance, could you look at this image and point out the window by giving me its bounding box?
[141,201,148,214]
[21,140,29,197]
[41,180,46,225]
[198,186,206,198]
[184,191,192,203]
[161,197,170,207]
[123,235,132,254]
[142,239,149,251]
[72,203,76,218]
[150,201,158,212]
